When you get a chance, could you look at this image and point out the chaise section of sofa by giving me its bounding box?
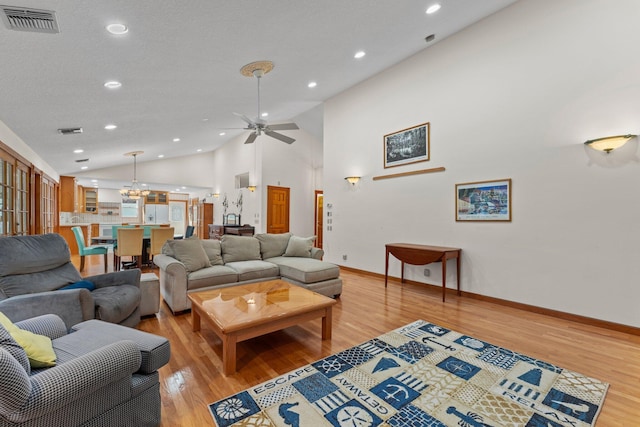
[153,234,342,313]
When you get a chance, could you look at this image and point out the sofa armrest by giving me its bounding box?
[87,269,141,289]
[0,289,94,330]
[311,247,324,260]
[4,341,141,423]
[15,314,68,340]
[153,254,190,312]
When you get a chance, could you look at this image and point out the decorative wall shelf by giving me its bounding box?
[372,166,446,181]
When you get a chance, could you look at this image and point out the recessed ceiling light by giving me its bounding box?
[80,166,88,170]
[196,149,202,152]
[426,4,441,14]
[104,81,121,89]
[173,138,180,142]
[354,51,366,59]
[106,23,128,35]
[219,132,226,136]
[181,186,186,190]
[104,124,117,130]
[91,179,98,183]
[141,183,148,187]
[261,112,268,117]
[158,154,164,158]
[73,149,84,154]
[202,118,209,122]
[308,81,317,88]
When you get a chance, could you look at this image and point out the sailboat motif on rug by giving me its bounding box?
[209,320,608,426]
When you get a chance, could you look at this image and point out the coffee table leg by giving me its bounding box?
[321,306,333,340]
[192,307,201,332]
[222,334,237,375]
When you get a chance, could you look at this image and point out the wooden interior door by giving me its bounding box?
[314,190,323,248]
[267,186,290,234]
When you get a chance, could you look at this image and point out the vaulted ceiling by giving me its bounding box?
[0,0,518,185]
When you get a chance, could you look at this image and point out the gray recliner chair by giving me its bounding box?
[0,234,142,328]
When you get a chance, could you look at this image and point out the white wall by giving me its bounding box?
[0,120,58,180]
[323,0,640,327]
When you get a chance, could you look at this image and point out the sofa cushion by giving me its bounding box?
[221,235,261,263]
[167,238,211,272]
[92,285,141,324]
[0,312,56,368]
[70,320,171,374]
[187,265,238,291]
[201,239,224,266]
[266,257,340,284]
[0,322,30,374]
[255,233,292,259]
[283,236,316,258]
[225,260,280,282]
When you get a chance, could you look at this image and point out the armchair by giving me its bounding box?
[0,313,170,426]
[0,234,142,328]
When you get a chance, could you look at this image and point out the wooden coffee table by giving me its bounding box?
[188,279,337,375]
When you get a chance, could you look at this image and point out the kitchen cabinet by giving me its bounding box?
[84,188,98,213]
[60,176,78,212]
[145,191,168,204]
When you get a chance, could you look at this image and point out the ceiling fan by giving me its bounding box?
[234,60,299,145]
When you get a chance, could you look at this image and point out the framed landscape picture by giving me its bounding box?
[456,178,512,221]
[383,122,430,168]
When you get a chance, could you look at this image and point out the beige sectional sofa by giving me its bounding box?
[153,233,342,313]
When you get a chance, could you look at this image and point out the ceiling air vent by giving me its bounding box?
[75,159,89,163]
[0,5,59,33]
[57,127,82,135]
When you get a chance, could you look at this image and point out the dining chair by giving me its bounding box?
[71,226,109,272]
[149,227,175,265]
[113,227,144,271]
[184,225,195,238]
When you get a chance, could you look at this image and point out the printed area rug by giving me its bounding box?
[209,320,608,426]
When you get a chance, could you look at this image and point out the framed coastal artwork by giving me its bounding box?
[455,178,512,221]
[383,122,430,168]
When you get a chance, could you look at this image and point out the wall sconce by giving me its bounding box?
[344,176,361,185]
[247,185,256,192]
[212,193,220,198]
[584,134,636,153]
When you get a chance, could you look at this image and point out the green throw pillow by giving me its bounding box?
[221,235,261,263]
[255,232,292,259]
[0,312,56,368]
[167,238,211,272]
[283,236,316,258]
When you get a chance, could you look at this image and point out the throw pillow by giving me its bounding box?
[201,239,224,266]
[283,236,316,258]
[0,321,30,374]
[167,238,211,272]
[220,235,261,263]
[59,279,96,291]
[0,312,56,368]
[255,232,292,259]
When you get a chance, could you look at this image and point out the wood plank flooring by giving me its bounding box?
[76,255,640,426]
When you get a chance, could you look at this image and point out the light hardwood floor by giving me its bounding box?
[77,255,640,426]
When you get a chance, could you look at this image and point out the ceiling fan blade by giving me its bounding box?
[267,122,299,131]
[265,130,295,144]
[244,132,258,144]
[233,112,255,126]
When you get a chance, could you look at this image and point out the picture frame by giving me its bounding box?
[455,178,512,222]
[383,122,430,168]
